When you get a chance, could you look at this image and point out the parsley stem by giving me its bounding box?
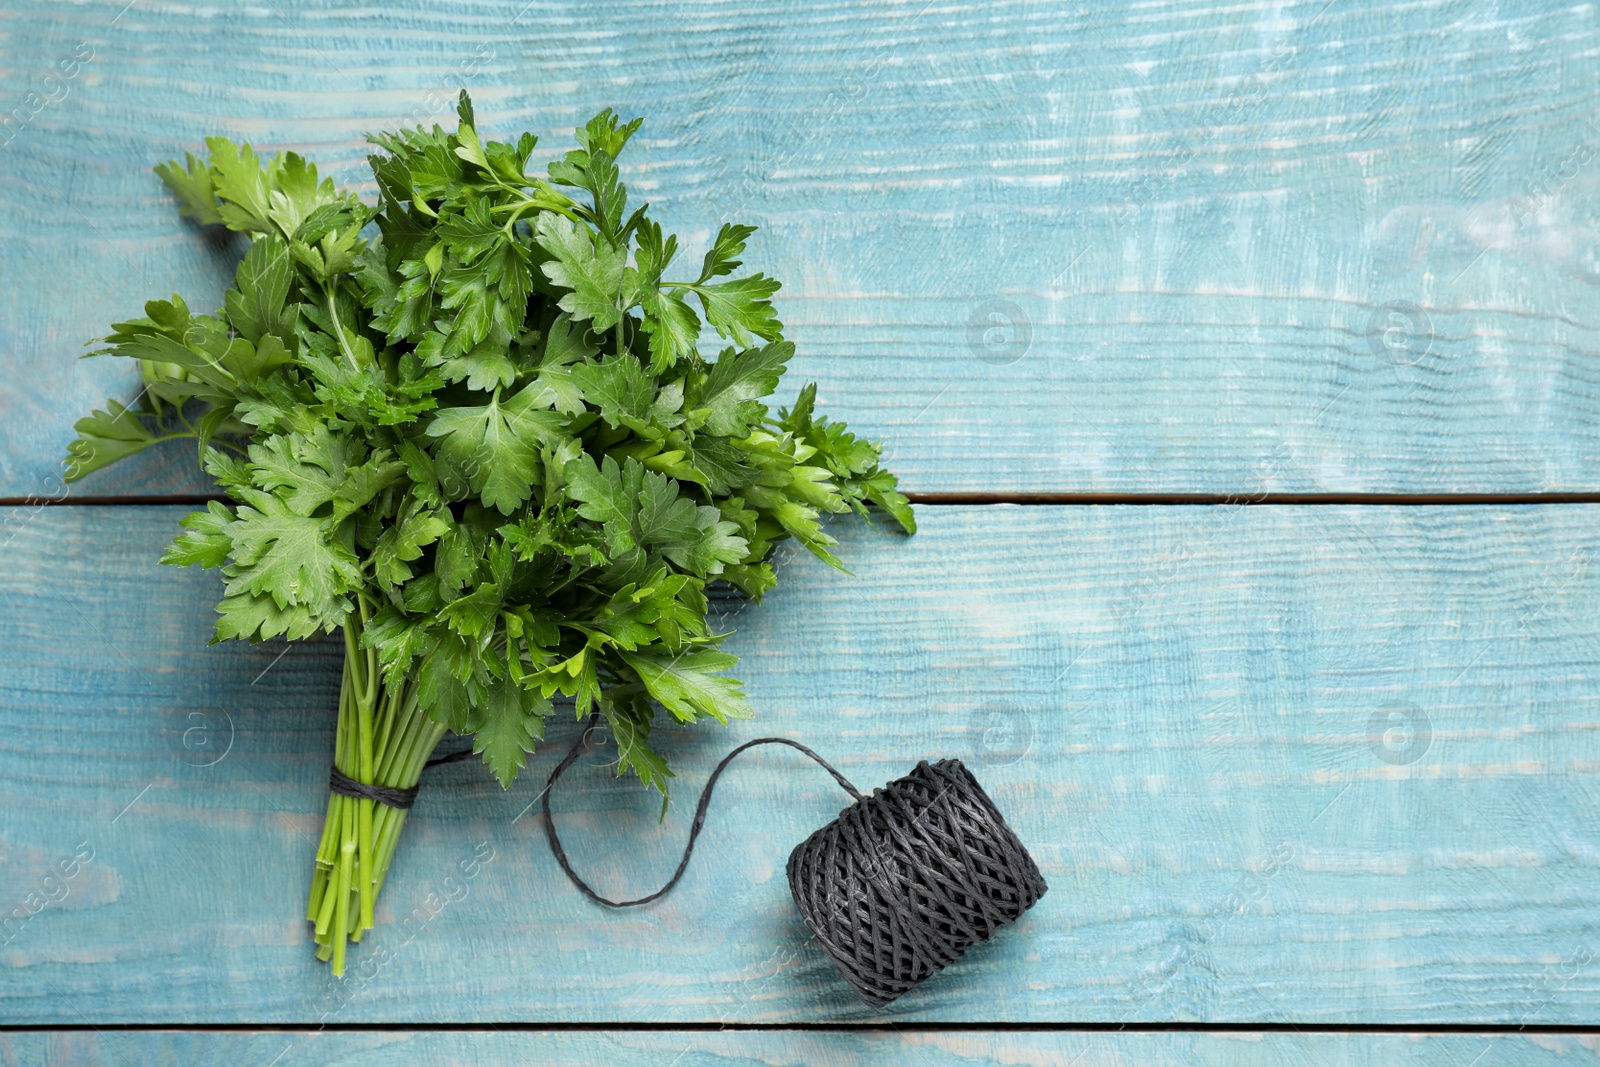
[309,622,444,975]
[142,431,203,448]
[355,632,376,931]
[498,199,542,236]
[323,283,362,372]
[332,785,355,976]
[490,186,581,226]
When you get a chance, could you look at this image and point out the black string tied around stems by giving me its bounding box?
[327,766,422,809]
[411,711,1048,1007]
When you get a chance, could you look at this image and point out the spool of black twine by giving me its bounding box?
[413,712,1048,1006]
[786,758,1048,1006]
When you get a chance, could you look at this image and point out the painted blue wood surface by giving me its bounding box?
[2,0,1598,498]
[3,505,1599,1024]
[4,0,1599,1046]
[3,1030,1596,1067]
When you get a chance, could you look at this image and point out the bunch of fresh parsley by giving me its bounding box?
[64,93,913,975]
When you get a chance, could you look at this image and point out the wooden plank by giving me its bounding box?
[3,0,1598,499]
[2,504,1600,1024]
[3,1031,1596,1067]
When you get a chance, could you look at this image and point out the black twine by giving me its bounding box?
[327,746,474,810]
[786,757,1048,1006]
[327,765,421,810]
[539,711,862,908]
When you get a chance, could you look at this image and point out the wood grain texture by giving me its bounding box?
[2,504,1599,1024]
[5,1031,1599,1067]
[2,0,1598,498]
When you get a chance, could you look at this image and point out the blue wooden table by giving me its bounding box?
[3,0,1599,1063]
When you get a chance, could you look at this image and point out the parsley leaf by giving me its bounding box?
[697,341,791,437]
[474,676,549,788]
[535,213,627,330]
[619,648,754,724]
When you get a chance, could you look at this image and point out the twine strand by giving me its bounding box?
[327,765,421,809]
[539,711,862,908]
[326,746,475,809]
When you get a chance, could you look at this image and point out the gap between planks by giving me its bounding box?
[9,493,1600,508]
[4,1023,1600,1035]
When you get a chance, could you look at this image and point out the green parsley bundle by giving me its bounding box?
[64,93,912,976]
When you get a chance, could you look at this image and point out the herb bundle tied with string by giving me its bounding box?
[65,92,912,975]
